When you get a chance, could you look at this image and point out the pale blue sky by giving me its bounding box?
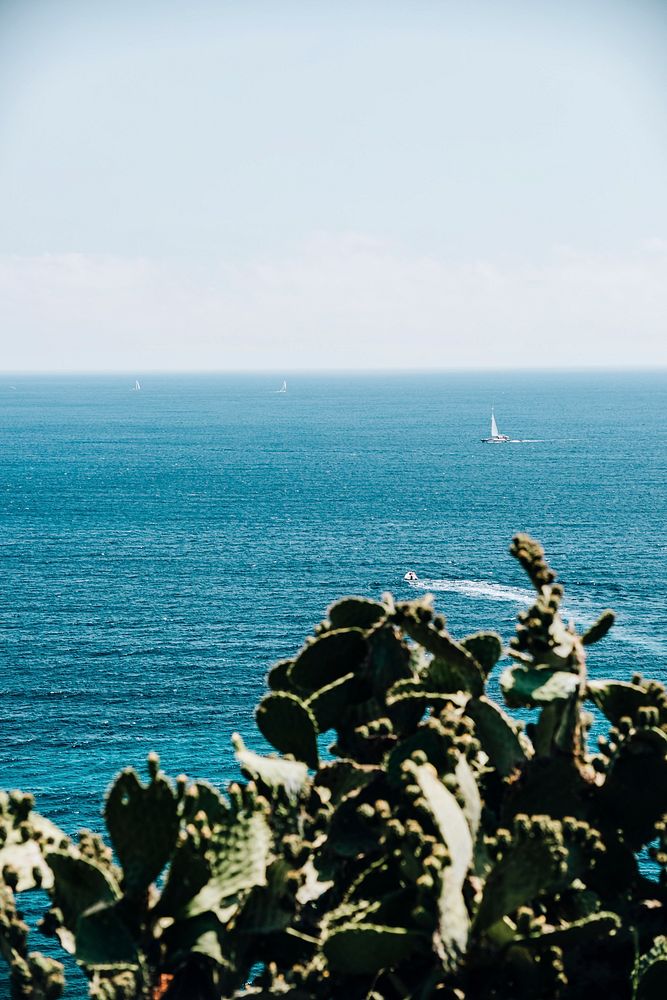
[0,0,665,369]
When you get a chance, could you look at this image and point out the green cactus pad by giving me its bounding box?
[455,755,482,840]
[474,818,569,931]
[159,911,225,967]
[186,806,271,916]
[236,862,297,936]
[188,781,230,825]
[255,692,319,769]
[462,631,503,674]
[327,597,387,630]
[468,696,530,776]
[232,734,308,799]
[266,659,293,692]
[75,901,139,969]
[412,763,473,960]
[366,626,413,694]
[154,832,212,918]
[46,851,121,939]
[581,609,615,645]
[289,628,368,694]
[306,672,357,733]
[323,923,426,974]
[428,653,485,698]
[413,762,474,864]
[500,755,589,826]
[601,727,667,849]
[500,665,579,707]
[401,618,484,697]
[104,768,179,895]
[587,680,655,725]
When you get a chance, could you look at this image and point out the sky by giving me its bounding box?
[0,0,665,371]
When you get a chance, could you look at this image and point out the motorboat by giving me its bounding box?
[403,570,419,582]
[481,408,510,443]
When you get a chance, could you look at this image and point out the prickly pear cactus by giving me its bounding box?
[0,792,66,999]
[2,534,667,999]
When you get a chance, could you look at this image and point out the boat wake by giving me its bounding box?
[406,578,667,655]
[408,577,533,605]
[508,439,544,444]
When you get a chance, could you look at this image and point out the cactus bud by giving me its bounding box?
[147,751,160,780]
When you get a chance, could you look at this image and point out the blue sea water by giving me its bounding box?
[0,370,666,994]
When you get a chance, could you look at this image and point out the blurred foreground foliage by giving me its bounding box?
[2,535,667,999]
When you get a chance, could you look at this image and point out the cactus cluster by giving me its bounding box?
[2,534,667,998]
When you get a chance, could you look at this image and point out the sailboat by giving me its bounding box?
[277,380,287,393]
[481,408,510,443]
[132,380,141,391]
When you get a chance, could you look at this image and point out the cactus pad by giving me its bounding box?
[587,679,658,726]
[468,696,530,776]
[289,628,368,693]
[45,851,121,940]
[75,901,139,969]
[255,692,319,769]
[581,609,615,645]
[306,672,357,733]
[323,923,426,974]
[104,768,179,895]
[186,804,271,915]
[462,631,503,674]
[427,650,485,698]
[232,733,308,799]
[327,597,386,630]
[500,665,580,707]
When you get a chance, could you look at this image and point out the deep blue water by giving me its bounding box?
[1,371,666,993]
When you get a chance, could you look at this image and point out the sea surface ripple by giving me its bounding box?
[0,371,665,994]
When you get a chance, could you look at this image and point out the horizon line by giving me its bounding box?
[1,365,666,376]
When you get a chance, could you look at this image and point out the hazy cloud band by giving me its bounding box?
[1,236,665,370]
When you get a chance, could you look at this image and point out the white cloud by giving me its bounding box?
[0,237,665,370]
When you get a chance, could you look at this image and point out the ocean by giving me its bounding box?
[1,370,666,993]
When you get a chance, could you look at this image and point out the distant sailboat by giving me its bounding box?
[277,380,287,393]
[481,408,510,443]
[132,380,141,391]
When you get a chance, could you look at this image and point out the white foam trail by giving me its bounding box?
[406,578,667,656]
[408,578,534,604]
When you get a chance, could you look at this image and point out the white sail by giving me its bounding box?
[277,380,287,393]
[491,411,499,438]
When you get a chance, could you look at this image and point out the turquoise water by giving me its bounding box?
[1,371,666,992]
